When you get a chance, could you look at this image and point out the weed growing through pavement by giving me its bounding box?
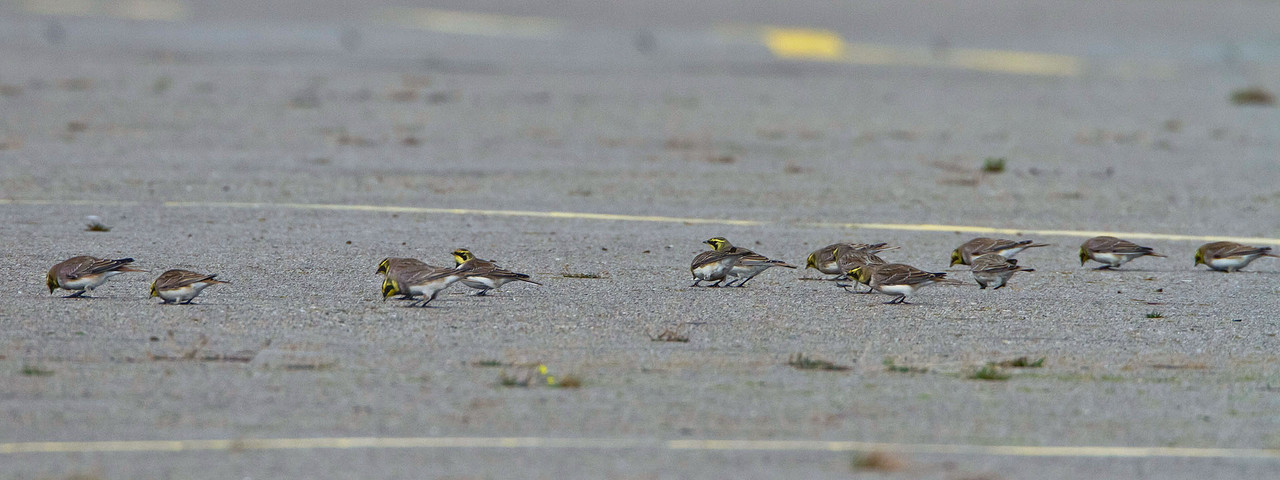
[471,359,505,367]
[850,451,907,472]
[499,364,583,388]
[1146,311,1164,319]
[969,364,1012,381]
[21,365,54,376]
[883,358,928,374]
[982,157,1006,173]
[1231,86,1275,106]
[996,356,1045,368]
[788,353,851,371]
[649,329,689,342]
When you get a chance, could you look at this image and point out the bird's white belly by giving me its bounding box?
[158,283,209,302]
[1208,256,1253,271]
[693,263,729,280]
[876,284,916,297]
[461,277,500,289]
[62,272,118,290]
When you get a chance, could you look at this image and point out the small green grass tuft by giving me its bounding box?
[471,359,505,367]
[969,364,1011,381]
[21,365,54,377]
[883,358,928,374]
[982,157,1006,173]
[788,353,851,371]
[996,356,1045,368]
[1146,311,1164,319]
[561,273,602,279]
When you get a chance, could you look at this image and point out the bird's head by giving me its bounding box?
[949,249,965,266]
[381,277,401,300]
[149,282,160,298]
[376,258,392,275]
[45,271,59,294]
[1078,247,1090,266]
[704,237,731,252]
[451,249,475,266]
[1194,249,1205,266]
[804,252,818,270]
[848,266,871,284]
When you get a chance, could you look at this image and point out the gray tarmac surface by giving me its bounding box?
[2,0,1280,478]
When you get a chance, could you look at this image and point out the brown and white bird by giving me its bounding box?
[804,242,896,278]
[834,248,888,293]
[150,269,228,304]
[377,257,448,299]
[690,239,750,287]
[950,237,1049,266]
[1194,241,1279,272]
[382,264,466,307]
[969,254,1034,289]
[451,248,541,295]
[46,256,143,297]
[847,263,964,304]
[705,237,796,287]
[1078,236,1165,269]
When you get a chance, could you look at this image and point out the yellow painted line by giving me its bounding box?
[3,198,1277,246]
[19,0,189,21]
[758,26,1081,77]
[3,437,1280,460]
[371,7,564,38]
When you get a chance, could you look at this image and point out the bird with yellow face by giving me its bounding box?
[704,237,796,287]
[451,248,541,295]
[949,238,1049,266]
[1078,236,1165,269]
[848,263,964,304]
[382,264,466,307]
[1194,241,1278,272]
[47,256,144,298]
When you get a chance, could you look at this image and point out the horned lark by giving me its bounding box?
[1195,241,1279,272]
[1078,236,1165,269]
[382,264,465,307]
[805,242,896,277]
[377,257,448,299]
[950,237,1049,266]
[704,237,796,287]
[451,248,541,295]
[848,263,963,304]
[376,257,427,276]
[690,239,749,287]
[833,248,887,293]
[150,269,228,304]
[969,254,1034,289]
[46,256,143,297]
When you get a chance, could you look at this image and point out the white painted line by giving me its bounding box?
[3,436,1280,460]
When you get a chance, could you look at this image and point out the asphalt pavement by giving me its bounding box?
[2,1,1280,478]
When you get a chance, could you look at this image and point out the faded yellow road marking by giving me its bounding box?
[20,0,189,21]
[3,436,1280,460]
[371,7,564,38]
[758,27,1081,76]
[3,199,1276,246]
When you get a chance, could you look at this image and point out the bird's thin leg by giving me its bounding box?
[690,279,701,287]
[64,290,86,298]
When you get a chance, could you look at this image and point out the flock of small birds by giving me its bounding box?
[42,248,540,306]
[690,236,1278,304]
[41,237,1277,306]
